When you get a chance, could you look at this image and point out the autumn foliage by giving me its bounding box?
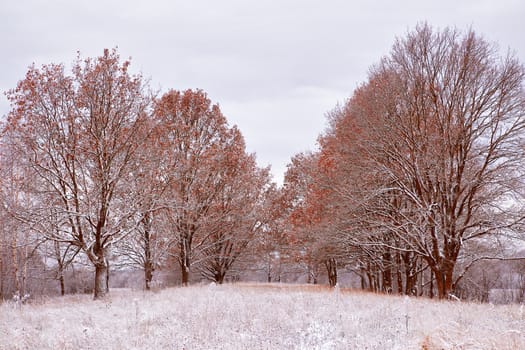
[282,24,525,298]
[1,23,525,302]
[1,50,270,298]
[150,89,270,285]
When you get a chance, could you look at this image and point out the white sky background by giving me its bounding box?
[1,0,524,184]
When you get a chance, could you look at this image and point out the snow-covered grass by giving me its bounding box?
[1,283,523,349]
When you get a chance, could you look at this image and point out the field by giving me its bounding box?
[0,283,523,349]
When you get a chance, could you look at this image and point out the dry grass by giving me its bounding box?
[0,283,523,349]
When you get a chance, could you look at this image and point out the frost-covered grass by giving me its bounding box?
[0,283,523,349]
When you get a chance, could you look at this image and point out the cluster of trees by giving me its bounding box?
[1,24,524,302]
[278,24,525,299]
[0,49,273,299]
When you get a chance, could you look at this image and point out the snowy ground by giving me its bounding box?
[0,283,523,349]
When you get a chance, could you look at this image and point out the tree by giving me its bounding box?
[315,102,421,294]
[114,116,170,291]
[3,49,151,299]
[332,24,525,298]
[152,89,251,285]
[281,152,343,287]
[0,146,37,300]
[197,150,271,284]
[116,210,168,290]
[249,184,289,283]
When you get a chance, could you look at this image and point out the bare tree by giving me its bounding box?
[116,210,169,290]
[153,89,254,285]
[345,24,525,298]
[3,49,152,299]
[197,155,271,284]
[281,152,345,287]
[113,119,171,291]
[0,147,38,300]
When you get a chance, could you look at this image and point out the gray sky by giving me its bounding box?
[1,0,524,183]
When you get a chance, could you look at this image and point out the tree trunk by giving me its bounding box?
[360,273,366,290]
[396,252,403,294]
[382,251,392,293]
[429,269,434,299]
[91,245,109,299]
[181,266,190,286]
[179,237,191,286]
[405,270,416,295]
[307,268,312,284]
[366,262,374,291]
[54,241,66,296]
[0,251,3,300]
[435,269,445,299]
[21,243,28,297]
[277,258,282,283]
[267,253,272,283]
[434,270,450,299]
[215,270,225,284]
[12,238,19,298]
[368,273,375,291]
[307,264,318,285]
[58,264,65,296]
[142,212,154,291]
[105,258,110,293]
[418,260,424,297]
[325,258,337,287]
[94,262,108,299]
[358,263,367,290]
[444,266,454,298]
[144,261,154,291]
[59,273,65,296]
[433,263,455,299]
[403,252,417,295]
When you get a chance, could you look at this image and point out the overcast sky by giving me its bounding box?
[1,0,524,183]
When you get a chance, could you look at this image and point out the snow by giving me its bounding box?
[0,283,523,349]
